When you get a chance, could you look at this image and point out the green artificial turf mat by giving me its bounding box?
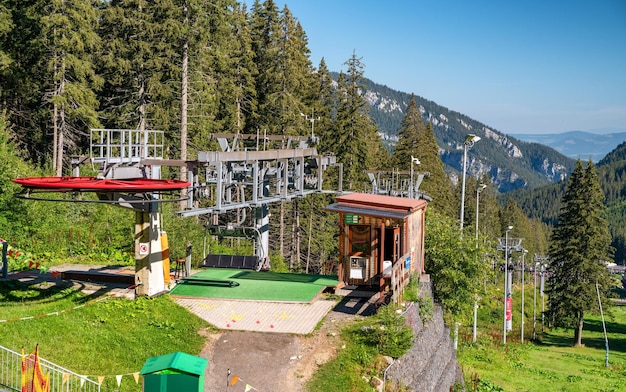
[170,269,339,302]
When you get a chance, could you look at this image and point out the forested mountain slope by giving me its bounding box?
[347,74,577,192]
[508,141,626,264]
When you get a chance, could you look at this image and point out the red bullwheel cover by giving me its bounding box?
[13,177,190,192]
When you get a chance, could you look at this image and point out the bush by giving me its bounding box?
[349,304,414,359]
[417,295,434,323]
[402,271,419,302]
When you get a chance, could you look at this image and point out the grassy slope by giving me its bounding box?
[458,295,626,392]
[0,279,211,392]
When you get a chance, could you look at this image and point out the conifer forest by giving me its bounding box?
[0,1,621,336]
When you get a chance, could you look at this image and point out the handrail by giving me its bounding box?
[0,345,100,392]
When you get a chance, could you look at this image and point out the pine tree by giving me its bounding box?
[392,94,454,214]
[229,2,258,135]
[547,159,613,346]
[0,0,48,160]
[332,52,380,191]
[309,57,335,151]
[184,0,256,146]
[98,0,179,132]
[275,5,313,136]
[0,0,12,71]
[40,0,103,175]
[248,0,282,135]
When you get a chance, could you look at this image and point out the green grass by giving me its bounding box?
[458,296,626,392]
[306,304,414,392]
[0,279,211,391]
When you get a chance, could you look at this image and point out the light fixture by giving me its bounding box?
[409,156,420,198]
[460,134,481,231]
[503,225,513,344]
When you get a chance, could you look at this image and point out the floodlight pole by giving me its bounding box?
[301,110,320,141]
[460,134,480,231]
[533,255,548,340]
[541,264,545,332]
[473,183,486,343]
[503,225,513,344]
[475,184,486,245]
[521,248,527,343]
[410,156,420,198]
[533,260,538,341]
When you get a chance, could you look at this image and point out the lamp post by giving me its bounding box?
[521,248,528,343]
[472,183,487,343]
[533,255,548,340]
[300,110,320,141]
[460,134,481,231]
[475,184,487,245]
[533,260,538,341]
[410,156,420,198]
[503,225,513,344]
[541,263,546,332]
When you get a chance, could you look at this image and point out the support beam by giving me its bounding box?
[135,206,166,296]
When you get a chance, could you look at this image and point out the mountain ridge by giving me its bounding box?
[511,131,626,162]
[346,74,577,192]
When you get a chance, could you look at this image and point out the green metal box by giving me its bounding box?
[140,352,208,392]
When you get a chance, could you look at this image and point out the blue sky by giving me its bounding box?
[252,0,626,135]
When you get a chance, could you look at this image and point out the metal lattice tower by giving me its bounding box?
[365,170,432,200]
[176,133,342,269]
[496,237,524,252]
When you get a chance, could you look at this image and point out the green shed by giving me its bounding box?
[140,352,208,392]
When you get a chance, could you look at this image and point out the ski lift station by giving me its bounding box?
[13,128,429,304]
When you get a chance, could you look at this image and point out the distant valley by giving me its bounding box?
[511,131,626,162]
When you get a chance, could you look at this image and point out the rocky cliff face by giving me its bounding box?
[385,275,464,392]
[356,76,576,192]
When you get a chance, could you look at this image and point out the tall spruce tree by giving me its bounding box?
[248,0,282,134]
[0,0,48,161]
[547,159,613,346]
[228,2,258,135]
[296,58,338,273]
[98,0,179,132]
[275,5,313,136]
[40,0,103,175]
[309,57,334,149]
[392,94,454,215]
[0,0,12,71]
[332,52,380,190]
[184,0,254,146]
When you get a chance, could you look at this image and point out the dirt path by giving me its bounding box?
[202,310,359,392]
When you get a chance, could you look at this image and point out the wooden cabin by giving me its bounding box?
[326,193,427,301]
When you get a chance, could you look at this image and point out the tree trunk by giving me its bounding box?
[574,312,584,346]
[295,199,300,271]
[180,29,189,208]
[138,75,146,131]
[280,201,285,259]
[55,73,65,177]
[52,57,58,173]
[306,198,313,274]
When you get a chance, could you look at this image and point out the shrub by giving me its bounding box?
[370,305,414,358]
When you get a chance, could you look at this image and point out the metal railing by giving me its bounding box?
[0,345,100,392]
[90,129,164,164]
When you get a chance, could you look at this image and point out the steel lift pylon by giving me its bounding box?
[174,133,342,270]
